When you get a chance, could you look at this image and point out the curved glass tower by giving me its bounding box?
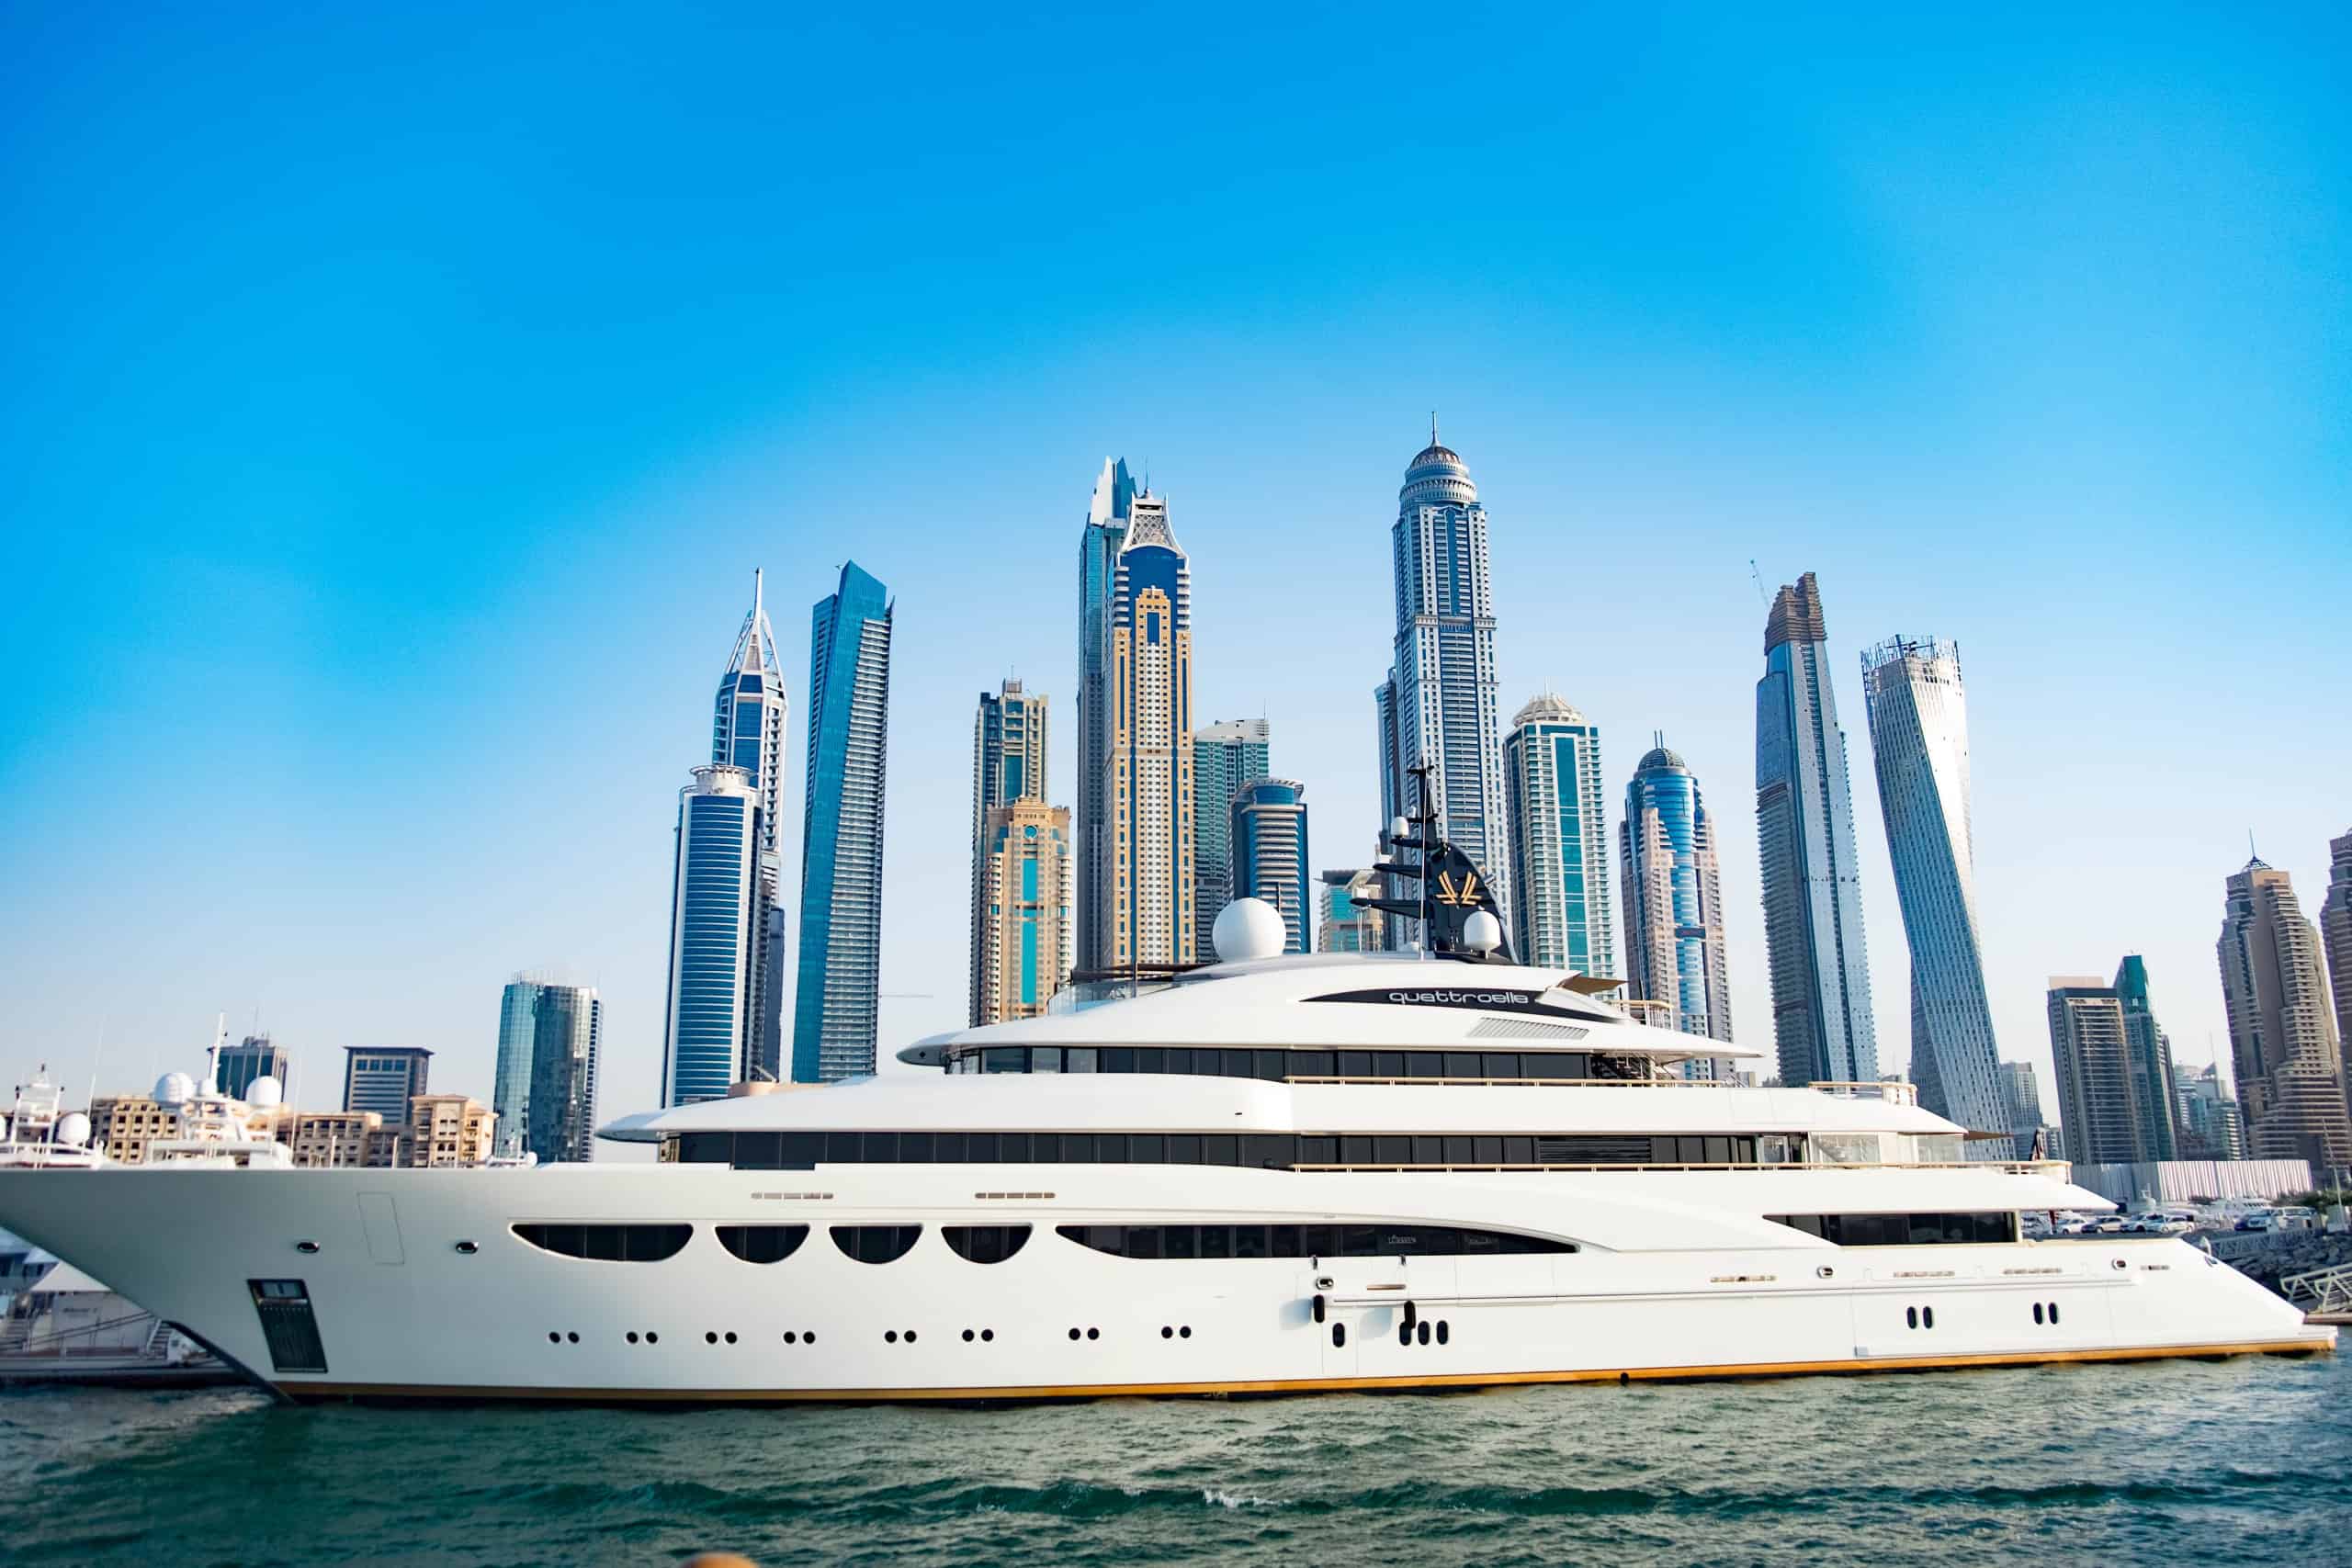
[794,561,893,1082]
[1861,635,2004,1146]
[715,572,787,1082]
[1620,741,1732,1075]
[1754,572,1877,1087]
[1376,427,1510,944]
[1231,777,1309,953]
[661,765,763,1106]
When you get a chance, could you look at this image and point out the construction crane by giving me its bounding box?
[1749,558,1767,604]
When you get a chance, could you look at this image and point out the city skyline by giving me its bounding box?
[7,8,2348,1145]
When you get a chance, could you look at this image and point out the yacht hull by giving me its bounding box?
[0,1165,2327,1404]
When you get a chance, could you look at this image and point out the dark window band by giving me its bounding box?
[949,1045,1660,1083]
[674,1130,1786,1170]
[1769,1213,2018,1247]
[1057,1223,1577,1258]
[831,1224,922,1264]
[512,1224,693,1261]
[717,1224,808,1264]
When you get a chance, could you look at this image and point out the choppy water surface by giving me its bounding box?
[2,1352,2346,1566]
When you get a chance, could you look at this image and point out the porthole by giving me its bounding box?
[1331,1323,1346,1348]
[1085,1327,1098,1340]
[1436,1320,1449,1345]
[454,1241,478,1255]
[567,1332,579,1343]
[548,1331,560,1344]
[2049,1303,2060,1325]
[646,1332,659,1344]
[805,1332,816,1344]
[886,1331,899,1343]
[1398,1322,1411,1346]
[1179,1325,1191,1338]
[725,1332,737,1344]
[1069,1327,1080,1340]
[1922,1307,1934,1330]
[295,1241,320,1254]
[1815,1265,1834,1279]
[1162,1325,1174,1338]
[2033,1303,2043,1324]
[906,1330,918,1344]
[964,1329,977,1342]
[1905,1306,1917,1329]
[982,1329,995,1342]
[1418,1320,1431,1346]
[627,1332,639,1344]
[783,1331,797,1344]
[706,1332,718,1344]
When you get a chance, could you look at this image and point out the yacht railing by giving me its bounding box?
[1289,1158,2072,1176]
[1807,1081,1921,1106]
[1286,1076,1742,1089]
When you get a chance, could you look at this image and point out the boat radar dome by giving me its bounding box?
[154,1071,196,1107]
[54,1111,90,1148]
[1462,909,1503,954]
[245,1075,285,1109]
[1213,897,1288,963]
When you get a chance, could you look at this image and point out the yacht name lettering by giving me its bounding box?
[1306,987,1549,1010]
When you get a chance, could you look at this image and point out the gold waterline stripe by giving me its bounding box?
[274,1338,2331,1404]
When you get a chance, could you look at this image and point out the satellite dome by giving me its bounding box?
[1637,743,1689,772]
[245,1075,285,1109]
[55,1111,91,1148]
[154,1072,196,1107]
[1213,897,1289,963]
[1462,910,1503,954]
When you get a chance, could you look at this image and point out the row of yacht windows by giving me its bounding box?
[1769,1213,2018,1246]
[946,1046,1647,1082]
[672,1130,1794,1170]
[1057,1224,1575,1258]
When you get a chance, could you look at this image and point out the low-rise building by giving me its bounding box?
[405,1095,497,1168]
[88,1096,176,1165]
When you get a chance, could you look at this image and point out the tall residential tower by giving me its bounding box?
[1860,636,2005,1148]
[2217,854,2352,1169]
[794,561,893,1082]
[524,983,601,1165]
[1105,493,1194,967]
[1619,740,1733,1075]
[713,572,789,1081]
[1193,717,1272,959]
[1076,457,1137,973]
[970,680,1048,1024]
[1505,694,1610,980]
[660,764,765,1105]
[1231,778,1310,953]
[1755,573,1878,1087]
[976,799,1072,1023]
[2323,828,2352,1056]
[1376,427,1509,944]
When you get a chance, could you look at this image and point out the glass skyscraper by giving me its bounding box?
[525,983,600,1164]
[1192,717,1271,958]
[2046,976,2140,1166]
[971,679,1048,1024]
[1106,493,1194,967]
[714,572,788,1082]
[215,1033,288,1100]
[1231,778,1309,953]
[795,560,893,1082]
[493,976,543,1156]
[1860,635,2004,1147]
[1504,694,1610,980]
[1754,572,1878,1087]
[1619,741,1732,1076]
[661,764,764,1106]
[2217,854,2351,1168]
[2113,954,2179,1161]
[1076,457,1136,974]
[1376,428,1510,946]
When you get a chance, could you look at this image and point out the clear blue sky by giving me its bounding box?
[4,4,2346,1124]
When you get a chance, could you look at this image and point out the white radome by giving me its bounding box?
[53,1111,90,1148]
[1463,909,1502,953]
[153,1072,196,1107]
[245,1076,285,1109]
[1213,897,1287,962]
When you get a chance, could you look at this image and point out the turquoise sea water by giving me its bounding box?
[2,1352,2346,1566]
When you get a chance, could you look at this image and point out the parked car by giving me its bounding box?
[2236,1210,2279,1232]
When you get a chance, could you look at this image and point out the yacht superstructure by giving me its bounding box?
[0,939,2326,1403]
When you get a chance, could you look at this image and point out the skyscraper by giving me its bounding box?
[661,764,765,1106]
[1318,882,1383,953]
[1860,636,2004,1145]
[1505,694,1611,979]
[2322,829,2352,1059]
[1105,492,1194,968]
[796,561,894,1082]
[2176,1063,2245,1161]
[971,680,1048,1024]
[2217,854,2352,1169]
[1231,778,1310,953]
[2112,954,2179,1161]
[1076,457,1136,974]
[215,1033,288,1100]
[2046,977,2141,1166]
[1376,427,1510,945]
[343,1047,432,1124]
[1755,572,1878,1087]
[1996,1059,2046,1149]
[493,975,545,1157]
[714,572,789,1082]
[977,799,1072,1022]
[1193,717,1272,958]
[525,984,600,1164]
[1619,741,1733,1075]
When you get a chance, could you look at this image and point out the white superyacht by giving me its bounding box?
[0,877,2327,1403]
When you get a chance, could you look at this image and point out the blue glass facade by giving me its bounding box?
[1231,778,1310,953]
[1503,696,1611,978]
[795,561,893,1082]
[1621,745,1733,1072]
[662,772,762,1106]
[970,679,1048,1025]
[1076,457,1135,974]
[1193,718,1271,957]
[1755,573,1878,1087]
